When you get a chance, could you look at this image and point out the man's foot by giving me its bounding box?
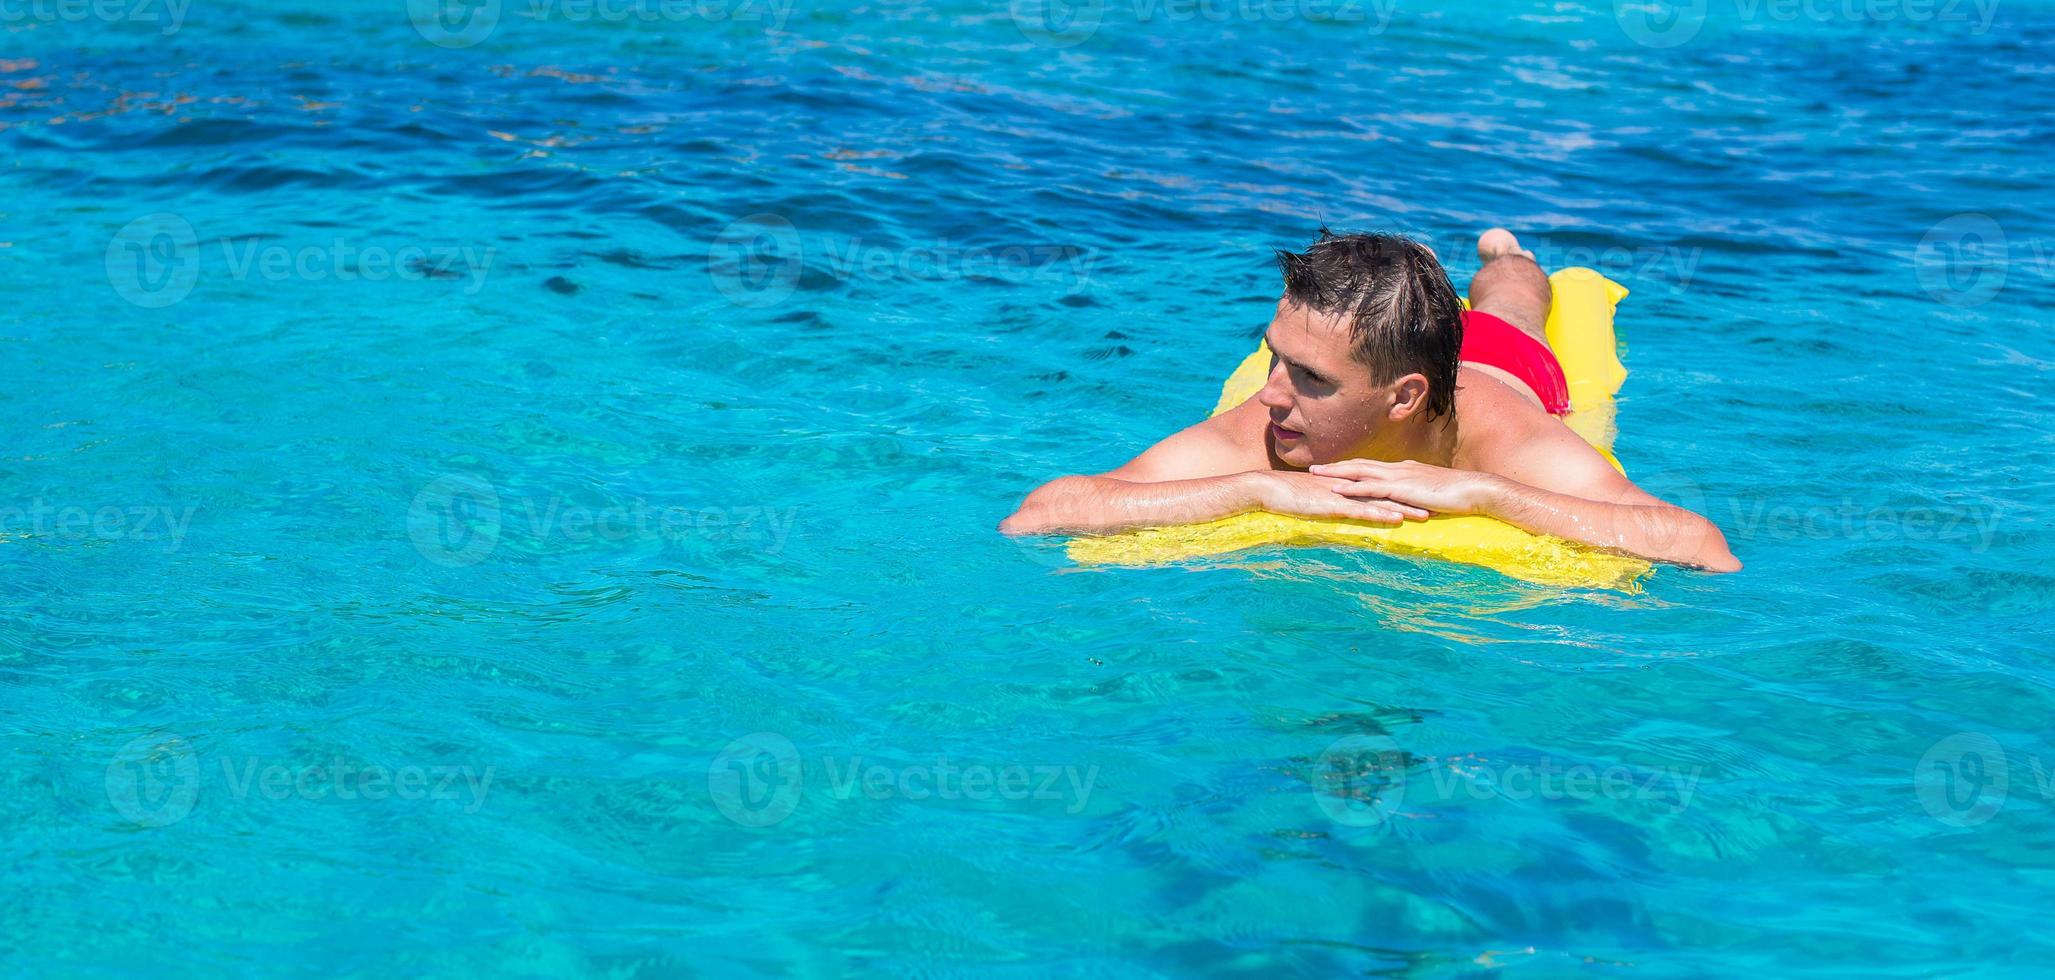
[1477,227,1535,264]
[1467,227,1552,346]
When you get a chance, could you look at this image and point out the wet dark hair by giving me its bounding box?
[1275,228,1465,422]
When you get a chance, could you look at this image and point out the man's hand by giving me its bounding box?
[1252,470,1432,525]
[1000,469,1429,536]
[1314,456,1740,572]
[1308,459,1499,516]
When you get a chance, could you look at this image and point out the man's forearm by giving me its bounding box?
[1000,473,1261,535]
[1477,477,1741,572]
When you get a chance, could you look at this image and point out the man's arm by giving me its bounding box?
[999,414,1427,535]
[1311,426,1741,572]
[1472,472,1740,572]
[998,471,1268,535]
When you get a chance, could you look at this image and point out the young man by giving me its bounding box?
[1000,228,1740,572]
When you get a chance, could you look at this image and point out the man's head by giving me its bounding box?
[1257,229,1464,467]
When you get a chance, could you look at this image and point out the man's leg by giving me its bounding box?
[1469,228,1552,347]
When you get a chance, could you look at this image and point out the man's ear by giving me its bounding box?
[1386,373,1431,421]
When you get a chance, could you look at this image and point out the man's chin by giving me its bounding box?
[1271,439,1319,470]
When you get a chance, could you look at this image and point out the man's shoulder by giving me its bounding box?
[1452,370,1597,484]
[1105,401,1272,482]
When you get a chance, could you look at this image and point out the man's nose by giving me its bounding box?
[1256,360,1292,411]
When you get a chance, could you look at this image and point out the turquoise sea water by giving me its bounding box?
[5,1,2054,974]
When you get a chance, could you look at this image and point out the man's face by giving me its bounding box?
[1256,298,1399,468]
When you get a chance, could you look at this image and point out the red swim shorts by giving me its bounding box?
[1460,310,1571,415]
